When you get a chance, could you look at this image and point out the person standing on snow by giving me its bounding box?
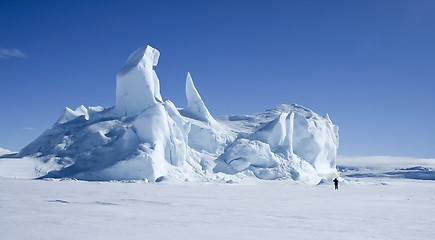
[333,178,339,190]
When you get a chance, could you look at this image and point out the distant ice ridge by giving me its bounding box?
[0,148,14,156]
[0,45,339,184]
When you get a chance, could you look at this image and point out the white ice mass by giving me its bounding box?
[0,45,339,183]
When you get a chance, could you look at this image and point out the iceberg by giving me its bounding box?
[0,45,339,183]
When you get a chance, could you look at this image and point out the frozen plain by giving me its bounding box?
[1,156,434,240]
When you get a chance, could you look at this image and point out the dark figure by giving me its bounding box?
[333,178,339,190]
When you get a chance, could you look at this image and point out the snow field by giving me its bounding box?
[0,178,434,240]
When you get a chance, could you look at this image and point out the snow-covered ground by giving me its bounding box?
[1,156,434,240]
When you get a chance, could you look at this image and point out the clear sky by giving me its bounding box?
[1,0,434,158]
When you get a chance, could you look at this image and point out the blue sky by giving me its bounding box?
[1,0,434,158]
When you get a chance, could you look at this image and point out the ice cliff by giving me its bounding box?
[2,45,339,184]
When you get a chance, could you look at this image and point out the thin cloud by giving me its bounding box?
[22,127,36,131]
[0,48,27,59]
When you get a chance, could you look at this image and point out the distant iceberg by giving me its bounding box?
[0,45,339,184]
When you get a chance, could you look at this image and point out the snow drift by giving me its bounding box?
[0,45,339,183]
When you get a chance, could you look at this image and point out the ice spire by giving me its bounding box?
[115,45,162,116]
[182,72,216,123]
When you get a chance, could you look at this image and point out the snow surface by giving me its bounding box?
[0,156,434,240]
[0,45,339,183]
